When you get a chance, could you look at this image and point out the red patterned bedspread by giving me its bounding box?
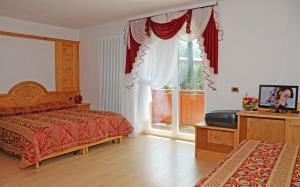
[0,108,133,168]
[196,140,300,187]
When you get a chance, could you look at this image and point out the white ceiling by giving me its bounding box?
[0,0,202,29]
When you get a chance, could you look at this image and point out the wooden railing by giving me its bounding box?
[151,89,205,126]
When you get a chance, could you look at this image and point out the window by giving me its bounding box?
[178,39,205,90]
[152,39,206,137]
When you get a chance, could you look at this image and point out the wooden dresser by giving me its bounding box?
[237,110,300,144]
[195,109,300,159]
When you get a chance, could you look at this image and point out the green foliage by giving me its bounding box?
[162,39,205,90]
[178,40,201,59]
[179,63,205,90]
[178,40,205,90]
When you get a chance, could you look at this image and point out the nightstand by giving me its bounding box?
[75,103,90,110]
[195,122,238,160]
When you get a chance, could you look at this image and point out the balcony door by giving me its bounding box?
[149,39,205,140]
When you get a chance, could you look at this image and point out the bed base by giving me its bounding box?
[35,136,123,169]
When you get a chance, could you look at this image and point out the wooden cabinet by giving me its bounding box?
[237,110,300,144]
[195,110,300,159]
[195,123,238,159]
[55,41,79,92]
[286,120,300,144]
[75,103,90,110]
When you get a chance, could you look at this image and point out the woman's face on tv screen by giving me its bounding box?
[278,89,292,105]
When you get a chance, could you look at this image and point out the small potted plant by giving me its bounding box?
[243,97,259,111]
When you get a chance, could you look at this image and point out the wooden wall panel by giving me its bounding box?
[55,41,79,93]
[0,31,80,100]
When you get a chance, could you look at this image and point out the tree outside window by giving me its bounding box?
[178,39,205,90]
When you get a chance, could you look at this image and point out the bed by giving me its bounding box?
[0,81,133,169]
[195,140,300,187]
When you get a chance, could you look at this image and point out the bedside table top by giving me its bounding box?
[74,103,91,110]
[195,122,237,132]
[75,103,90,106]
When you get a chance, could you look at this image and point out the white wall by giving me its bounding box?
[0,16,79,92]
[206,0,300,111]
[80,21,126,109]
[79,0,300,111]
[0,36,55,92]
[0,16,79,40]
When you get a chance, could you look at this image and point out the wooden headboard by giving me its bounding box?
[0,81,76,107]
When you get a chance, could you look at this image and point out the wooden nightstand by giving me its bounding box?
[195,122,238,160]
[75,103,90,110]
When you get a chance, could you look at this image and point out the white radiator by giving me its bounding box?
[98,35,126,114]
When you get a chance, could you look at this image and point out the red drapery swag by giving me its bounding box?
[125,29,141,74]
[202,11,218,74]
[125,9,218,74]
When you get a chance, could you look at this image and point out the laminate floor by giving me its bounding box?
[0,135,220,187]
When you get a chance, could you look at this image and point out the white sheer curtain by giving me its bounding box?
[123,76,139,137]
[136,36,178,124]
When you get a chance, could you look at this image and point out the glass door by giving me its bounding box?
[149,39,205,140]
[178,39,205,136]
[151,83,173,132]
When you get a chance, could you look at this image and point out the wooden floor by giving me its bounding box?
[0,135,220,187]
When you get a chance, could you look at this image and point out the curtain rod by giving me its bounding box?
[126,0,217,22]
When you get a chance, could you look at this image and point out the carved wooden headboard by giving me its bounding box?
[0,81,77,107]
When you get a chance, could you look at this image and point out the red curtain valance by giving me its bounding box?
[125,10,192,74]
[145,10,192,39]
[125,8,219,75]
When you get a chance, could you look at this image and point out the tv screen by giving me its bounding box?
[259,85,298,110]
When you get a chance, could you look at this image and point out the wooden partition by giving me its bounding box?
[0,31,80,100]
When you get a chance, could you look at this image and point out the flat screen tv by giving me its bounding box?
[259,85,298,110]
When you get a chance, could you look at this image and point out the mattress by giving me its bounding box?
[196,140,300,187]
[0,105,133,168]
